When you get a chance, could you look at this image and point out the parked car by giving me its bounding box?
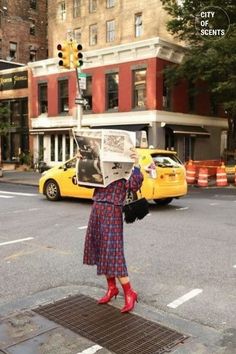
[39,148,187,205]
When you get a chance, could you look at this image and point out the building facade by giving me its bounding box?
[29,37,228,166]
[0,65,29,164]
[0,0,48,64]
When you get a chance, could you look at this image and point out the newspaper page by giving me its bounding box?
[73,129,136,187]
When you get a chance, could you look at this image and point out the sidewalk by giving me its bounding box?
[0,170,41,187]
[0,170,235,189]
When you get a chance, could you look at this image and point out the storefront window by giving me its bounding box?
[58,135,63,161]
[65,135,70,160]
[10,101,21,127]
[133,69,146,109]
[51,135,55,161]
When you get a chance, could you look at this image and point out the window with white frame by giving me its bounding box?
[58,1,66,21]
[74,27,81,43]
[107,0,115,8]
[135,13,142,37]
[73,0,81,17]
[106,20,115,42]
[89,0,97,13]
[106,72,119,110]
[89,24,97,45]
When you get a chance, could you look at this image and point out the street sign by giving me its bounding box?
[77,72,87,90]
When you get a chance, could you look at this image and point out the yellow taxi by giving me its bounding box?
[39,148,187,205]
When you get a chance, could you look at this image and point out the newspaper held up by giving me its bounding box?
[73,129,136,188]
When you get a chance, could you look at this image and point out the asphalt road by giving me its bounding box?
[0,183,236,349]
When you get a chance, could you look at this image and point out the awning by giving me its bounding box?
[29,127,71,135]
[166,125,210,136]
[91,124,149,131]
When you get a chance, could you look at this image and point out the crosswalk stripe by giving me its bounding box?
[0,191,38,197]
[0,237,34,247]
[0,195,14,199]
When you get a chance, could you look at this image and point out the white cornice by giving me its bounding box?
[28,37,185,76]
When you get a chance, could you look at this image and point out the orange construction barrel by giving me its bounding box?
[197,167,208,187]
[186,160,196,184]
[216,163,228,187]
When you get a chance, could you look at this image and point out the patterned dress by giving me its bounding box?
[83,167,143,277]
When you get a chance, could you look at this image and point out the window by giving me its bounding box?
[30,19,36,35]
[51,135,55,161]
[58,79,69,113]
[73,0,81,17]
[135,13,142,37]
[74,27,81,43]
[30,0,37,10]
[83,76,92,111]
[107,0,115,8]
[29,49,37,62]
[89,0,97,13]
[133,69,146,109]
[58,135,63,161]
[89,24,97,46]
[106,20,115,42]
[59,1,66,21]
[163,72,171,110]
[106,73,119,110]
[38,83,48,114]
[9,42,17,60]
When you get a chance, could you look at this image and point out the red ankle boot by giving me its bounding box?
[98,277,119,304]
[121,282,138,313]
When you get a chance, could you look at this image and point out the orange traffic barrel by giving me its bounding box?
[186,160,196,184]
[216,163,228,186]
[197,167,208,187]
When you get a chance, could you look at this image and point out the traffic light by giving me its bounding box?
[57,41,71,68]
[72,42,83,68]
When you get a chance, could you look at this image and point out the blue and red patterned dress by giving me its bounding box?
[83,167,143,277]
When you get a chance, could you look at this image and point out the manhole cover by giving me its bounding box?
[34,294,188,354]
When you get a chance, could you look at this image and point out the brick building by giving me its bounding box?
[27,0,227,165]
[0,0,47,64]
[0,0,48,165]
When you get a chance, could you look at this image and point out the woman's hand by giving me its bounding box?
[130,148,139,167]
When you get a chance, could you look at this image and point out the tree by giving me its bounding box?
[160,0,236,152]
[0,103,10,165]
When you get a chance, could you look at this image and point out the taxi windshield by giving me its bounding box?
[151,153,182,168]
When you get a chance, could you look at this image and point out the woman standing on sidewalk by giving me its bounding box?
[77,149,143,313]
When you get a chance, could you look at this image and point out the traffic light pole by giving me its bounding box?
[75,67,83,131]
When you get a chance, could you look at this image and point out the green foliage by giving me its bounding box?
[0,103,10,136]
[161,0,236,149]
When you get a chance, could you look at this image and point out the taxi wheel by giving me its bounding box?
[45,180,61,201]
[154,198,173,206]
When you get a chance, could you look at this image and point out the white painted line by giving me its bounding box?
[78,226,88,230]
[167,289,203,309]
[209,203,219,206]
[0,190,38,197]
[0,195,14,199]
[77,345,102,354]
[0,237,34,247]
[233,265,236,268]
[175,207,189,211]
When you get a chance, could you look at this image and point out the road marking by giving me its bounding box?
[0,237,34,247]
[175,207,189,211]
[0,190,38,197]
[233,265,236,268]
[77,345,102,354]
[0,195,14,199]
[209,202,219,206]
[167,289,203,309]
[78,226,88,230]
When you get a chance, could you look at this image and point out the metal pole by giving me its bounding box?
[75,67,83,131]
